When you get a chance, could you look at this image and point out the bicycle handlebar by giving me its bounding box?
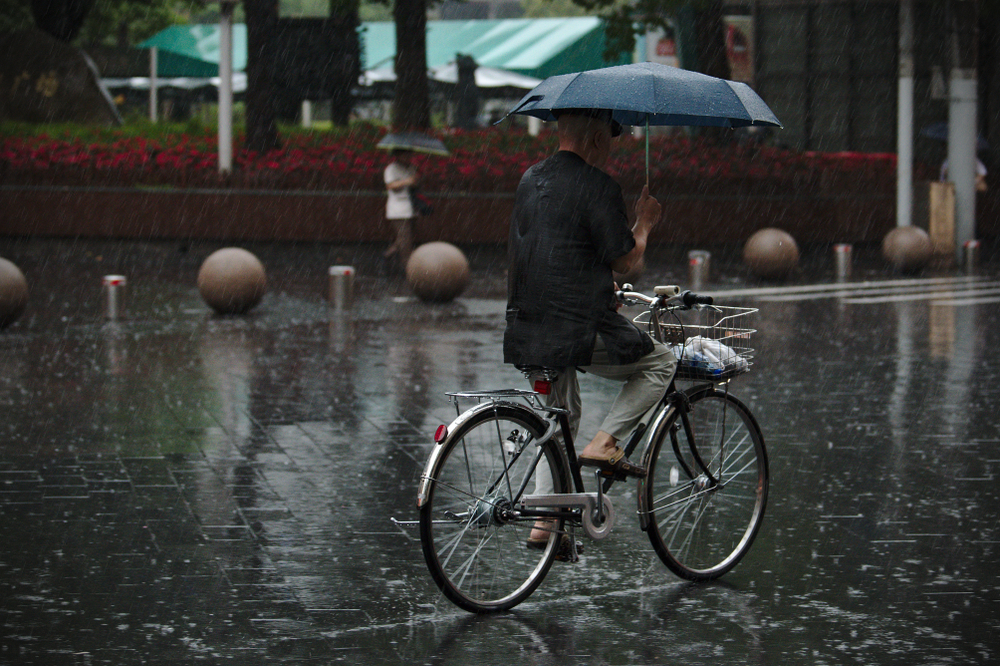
[682,290,714,307]
[616,284,714,309]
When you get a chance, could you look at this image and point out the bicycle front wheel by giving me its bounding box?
[644,388,768,580]
[419,404,567,613]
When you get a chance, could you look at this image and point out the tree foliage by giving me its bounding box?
[0,0,201,46]
[77,0,202,47]
[521,0,590,18]
[31,0,95,42]
[0,0,34,34]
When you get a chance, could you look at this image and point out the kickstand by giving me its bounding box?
[561,525,582,563]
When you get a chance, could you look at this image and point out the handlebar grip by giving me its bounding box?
[681,290,714,307]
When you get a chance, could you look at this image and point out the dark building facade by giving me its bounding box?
[751,0,999,171]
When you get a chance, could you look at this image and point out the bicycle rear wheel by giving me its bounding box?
[419,404,567,613]
[643,388,768,580]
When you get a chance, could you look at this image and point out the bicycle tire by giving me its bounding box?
[419,403,568,613]
[643,387,768,580]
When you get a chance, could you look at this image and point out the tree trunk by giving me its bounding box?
[330,0,361,126]
[245,0,281,153]
[392,0,430,130]
[694,0,731,82]
[117,18,128,48]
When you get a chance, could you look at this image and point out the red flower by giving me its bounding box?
[0,126,910,194]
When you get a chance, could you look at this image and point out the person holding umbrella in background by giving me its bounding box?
[383,149,419,266]
[378,132,450,269]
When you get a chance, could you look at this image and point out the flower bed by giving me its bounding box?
[0,123,924,196]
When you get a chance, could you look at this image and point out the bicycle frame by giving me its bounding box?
[416,375,726,540]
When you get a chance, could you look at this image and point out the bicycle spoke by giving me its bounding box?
[452,528,498,592]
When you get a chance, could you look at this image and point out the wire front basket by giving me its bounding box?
[634,305,758,381]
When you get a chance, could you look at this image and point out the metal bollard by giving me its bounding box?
[328,266,355,310]
[963,239,980,273]
[833,243,853,281]
[687,250,711,290]
[102,275,127,320]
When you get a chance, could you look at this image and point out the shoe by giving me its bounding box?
[578,446,647,479]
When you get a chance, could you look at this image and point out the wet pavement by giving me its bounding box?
[1,237,998,665]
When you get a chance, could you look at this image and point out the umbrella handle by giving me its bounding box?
[645,117,650,188]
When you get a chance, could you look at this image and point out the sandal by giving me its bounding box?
[578,446,647,479]
[526,520,556,549]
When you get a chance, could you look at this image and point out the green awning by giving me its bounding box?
[137,18,626,79]
[362,17,629,79]
[139,24,248,76]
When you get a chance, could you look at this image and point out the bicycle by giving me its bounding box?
[407,285,768,613]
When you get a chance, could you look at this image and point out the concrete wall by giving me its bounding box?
[2,184,996,245]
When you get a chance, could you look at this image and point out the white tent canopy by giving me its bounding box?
[105,64,535,95]
[361,63,541,89]
[103,72,248,93]
[431,63,541,88]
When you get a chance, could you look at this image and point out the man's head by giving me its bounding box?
[555,109,623,170]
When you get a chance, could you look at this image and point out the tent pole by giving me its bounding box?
[149,47,158,123]
[218,2,235,175]
[897,0,914,228]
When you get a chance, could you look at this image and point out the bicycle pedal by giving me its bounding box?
[554,535,583,563]
[597,468,631,482]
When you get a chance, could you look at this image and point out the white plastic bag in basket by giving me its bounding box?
[675,336,748,371]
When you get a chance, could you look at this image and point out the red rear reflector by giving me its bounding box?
[434,425,448,443]
[533,380,551,395]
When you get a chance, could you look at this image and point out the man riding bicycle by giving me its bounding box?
[503,108,678,547]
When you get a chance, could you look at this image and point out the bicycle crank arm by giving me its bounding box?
[522,493,615,540]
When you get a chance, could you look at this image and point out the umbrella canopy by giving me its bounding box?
[376,132,450,157]
[505,61,781,129]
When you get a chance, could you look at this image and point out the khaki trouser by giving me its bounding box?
[528,336,677,494]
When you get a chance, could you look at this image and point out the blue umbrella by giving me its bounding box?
[377,132,450,156]
[506,61,781,129]
[504,62,782,181]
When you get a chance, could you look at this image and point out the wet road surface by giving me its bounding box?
[0,238,998,664]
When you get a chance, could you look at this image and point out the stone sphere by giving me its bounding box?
[0,258,28,329]
[406,242,470,303]
[743,228,800,279]
[882,226,932,272]
[197,248,267,314]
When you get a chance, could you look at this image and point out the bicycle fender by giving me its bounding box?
[416,401,547,508]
